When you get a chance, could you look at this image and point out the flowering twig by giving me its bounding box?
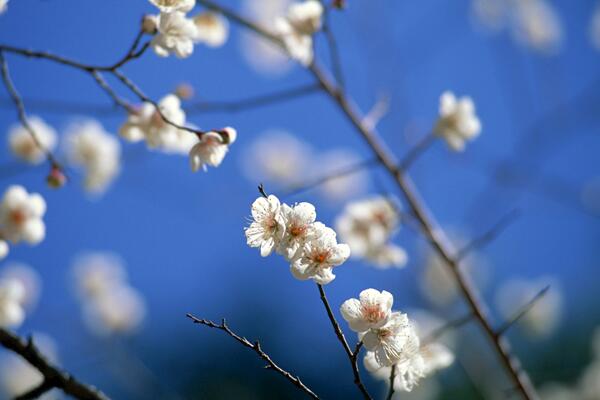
[495,285,551,337]
[316,284,372,400]
[385,364,397,400]
[185,314,319,400]
[0,328,108,400]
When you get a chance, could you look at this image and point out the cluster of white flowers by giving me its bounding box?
[471,0,563,54]
[336,196,407,269]
[245,194,350,284]
[66,120,121,194]
[72,252,146,336]
[340,289,451,392]
[0,276,26,328]
[8,117,57,165]
[495,277,562,337]
[148,0,229,58]
[434,91,481,152]
[275,0,324,65]
[0,185,47,260]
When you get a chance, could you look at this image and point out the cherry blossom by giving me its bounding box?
[8,117,57,165]
[360,312,419,367]
[274,0,324,65]
[277,202,317,261]
[149,0,195,13]
[340,289,394,332]
[0,185,46,245]
[245,195,286,257]
[189,127,236,172]
[152,12,198,58]
[193,12,229,47]
[0,277,26,328]
[434,91,481,151]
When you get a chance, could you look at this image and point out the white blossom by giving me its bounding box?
[66,120,121,194]
[0,185,46,245]
[120,94,196,154]
[0,277,25,328]
[274,0,323,65]
[434,91,481,151]
[189,127,236,172]
[152,12,198,58]
[8,117,57,165]
[340,289,394,332]
[277,202,317,261]
[286,0,323,35]
[360,312,420,367]
[290,223,350,284]
[495,277,562,337]
[0,0,7,15]
[149,0,195,13]
[193,12,229,47]
[0,241,7,261]
[245,195,286,257]
[512,0,562,54]
[72,252,128,299]
[0,262,41,311]
[336,197,407,268]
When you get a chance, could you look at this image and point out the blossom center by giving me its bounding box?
[9,209,26,225]
[362,305,386,323]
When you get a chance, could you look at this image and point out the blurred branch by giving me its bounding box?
[398,132,436,171]
[0,328,108,400]
[186,314,320,400]
[385,364,396,400]
[317,284,372,400]
[319,1,346,91]
[362,94,391,131]
[456,209,521,261]
[495,285,551,337]
[423,312,474,345]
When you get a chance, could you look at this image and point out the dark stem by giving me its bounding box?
[385,364,396,400]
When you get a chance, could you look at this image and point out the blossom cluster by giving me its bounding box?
[73,252,146,336]
[336,196,407,269]
[341,289,454,392]
[275,0,324,65]
[245,194,350,285]
[148,0,229,59]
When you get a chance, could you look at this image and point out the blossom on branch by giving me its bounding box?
[245,195,286,257]
[434,91,481,151]
[0,185,46,245]
[360,311,419,367]
[275,0,324,65]
[277,202,317,261]
[152,11,198,58]
[189,127,237,172]
[193,12,229,47]
[149,0,195,13]
[8,116,57,165]
[340,288,394,332]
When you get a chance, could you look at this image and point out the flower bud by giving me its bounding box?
[217,127,237,145]
[141,15,158,35]
[332,0,346,9]
[47,166,67,189]
[174,83,194,100]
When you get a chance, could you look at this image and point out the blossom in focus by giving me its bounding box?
[72,252,146,336]
[0,277,26,328]
[151,12,198,58]
[290,223,350,284]
[495,277,562,337]
[8,117,57,165]
[0,185,46,245]
[189,127,236,172]
[340,289,393,332]
[277,202,317,261]
[434,91,481,151]
[336,196,407,269]
[193,12,229,47]
[360,312,420,367]
[0,333,57,399]
[274,0,324,65]
[245,195,286,257]
[66,120,121,194]
[149,0,195,13]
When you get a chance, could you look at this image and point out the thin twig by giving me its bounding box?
[186,314,319,399]
[456,209,521,261]
[319,2,346,91]
[91,70,134,112]
[0,328,108,400]
[496,285,551,337]
[385,364,396,400]
[423,313,474,345]
[398,132,436,171]
[316,284,373,400]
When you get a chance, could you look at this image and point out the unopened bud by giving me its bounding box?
[142,15,158,35]
[175,83,195,100]
[47,166,67,189]
[217,127,237,145]
[332,0,346,9]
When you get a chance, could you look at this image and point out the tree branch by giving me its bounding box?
[0,328,108,400]
[385,364,396,400]
[495,285,551,337]
[185,314,319,399]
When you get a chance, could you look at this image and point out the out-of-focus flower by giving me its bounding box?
[434,91,481,151]
[0,185,46,245]
[0,262,41,311]
[590,5,600,50]
[0,277,25,328]
[8,117,57,165]
[0,333,58,399]
[290,223,350,284]
[274,0,324,65]
[66,120,121,194]
[314,149,370,202]
[149,0,195,13]
[495,277,562,337]
[336,196,407,269]
[277,202,317,261]
[286,0,323,35]
[245,195,286,257]
[72,252,146,336]
[0,0,7,15]
[189,127,236,172]
[151,12,198,58]
[340,289,393,332]
[471,0,508,32]
[360,312,419,367]
[512,0,562,54]
[193,12,229,47]
[0,241,7,260]
[242,130,312,186]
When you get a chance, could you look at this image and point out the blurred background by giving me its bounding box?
[0,0,599,398]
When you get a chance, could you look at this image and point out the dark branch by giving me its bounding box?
[186,314,319,399]
[423,313,474,345]
[496,285,551,337]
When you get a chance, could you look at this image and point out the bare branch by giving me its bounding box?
[398,132,437,171]
[186,314,319,399]
[456,209,521,261]
[91,71,134,113]
[319,1,346,91]
[0,328,108,400]
[496,285,551,337]
[423,313,474,345]
[317,284,373,400]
